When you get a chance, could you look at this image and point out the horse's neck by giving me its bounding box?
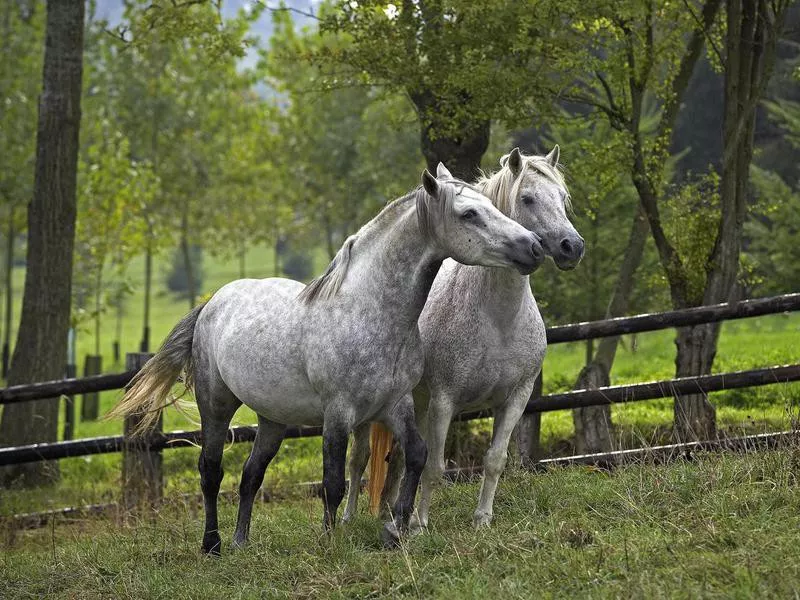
[345,207,442,329]
[467,266,532,322]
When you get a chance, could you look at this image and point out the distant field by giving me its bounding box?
[5,448,800,598]
[0,247,798,516]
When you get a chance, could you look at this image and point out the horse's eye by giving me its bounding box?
[461,209,478,220]
[522,194,534,206]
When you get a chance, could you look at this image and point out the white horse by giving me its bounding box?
[344,147,582,530]
[109,169,545,552]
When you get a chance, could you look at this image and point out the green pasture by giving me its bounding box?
[5,448,800,598]
[0,248,798,517]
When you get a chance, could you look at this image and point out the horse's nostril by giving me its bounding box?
[560,238,573,254]
[531,242,544,260]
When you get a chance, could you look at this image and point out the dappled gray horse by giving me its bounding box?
[344,147,583,530]
[110,169,545,553]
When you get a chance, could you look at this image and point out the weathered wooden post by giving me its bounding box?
[62,328,76,441]
[515,371,543,466]
[122,352,161,511]
[80,354,102,420]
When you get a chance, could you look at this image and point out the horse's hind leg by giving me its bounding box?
[473,377,536,528]
[196,374,241,556]
[232,417,286,548]
[341,422,370,524]
[382,395,427,548]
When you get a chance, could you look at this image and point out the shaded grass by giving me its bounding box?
[5,447,800,598]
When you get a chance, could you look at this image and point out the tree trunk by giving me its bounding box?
[0,0,84,486]
[412,90,490,181]
[673,323,719,441]
[572,207,649,454]
[141,240,152,352]
[672,0,785,442]
[3,208,14,378]
[179,209,196,309]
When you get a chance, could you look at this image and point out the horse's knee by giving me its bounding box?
[483,446,508,479]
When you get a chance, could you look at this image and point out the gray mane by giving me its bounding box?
[298,180,469,305]
[298,235,357,304]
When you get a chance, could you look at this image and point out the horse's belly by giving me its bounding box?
[238,387,324,426]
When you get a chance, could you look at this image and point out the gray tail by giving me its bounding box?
[107,303,205,435]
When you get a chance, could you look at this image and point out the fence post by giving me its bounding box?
[63,362,76,441]
[122,352,161,511]
[515,370,543,466]
[80,354,102,420]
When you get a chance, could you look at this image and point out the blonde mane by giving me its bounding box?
[475,152,571,216]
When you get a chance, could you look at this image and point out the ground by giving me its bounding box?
[4,448,800,598]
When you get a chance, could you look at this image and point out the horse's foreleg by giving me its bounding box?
[321,409,351,532]
[409,397,453,533]
[473,378,536,528]
[232,417,286,549]
[382,396,427,548]
[341,422,371,523]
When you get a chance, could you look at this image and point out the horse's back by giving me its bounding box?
[195,277,323,424]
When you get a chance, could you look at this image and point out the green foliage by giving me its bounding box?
[746,166,800,295]
[661,171,721,303]
[166,245,205,298]
[317,0,584,135]
[0,1,43,219]
[533,114,668,324]
[264,9,423,256]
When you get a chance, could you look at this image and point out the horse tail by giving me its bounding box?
[107,303,206,436]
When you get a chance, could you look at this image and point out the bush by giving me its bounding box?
[166,244,204,298]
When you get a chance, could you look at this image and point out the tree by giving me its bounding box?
[562,0,790,441]
[0,0,85,485]
[317,0,581,179]
[73,128,156,355]
[0,1,44,375]
[265,9,423,258]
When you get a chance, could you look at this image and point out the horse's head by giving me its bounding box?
[417,169,544,275]
[500,146,584,271]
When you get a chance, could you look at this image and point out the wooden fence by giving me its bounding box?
[1,293,799,512]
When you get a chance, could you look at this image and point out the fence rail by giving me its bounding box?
[0,293,797,407]
[2,364,799,466]
[0,293,798,513]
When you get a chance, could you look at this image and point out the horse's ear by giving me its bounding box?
[422,169,439,197]
[507,147,523,177]
[545,144,560,167]
[436,162,452,180]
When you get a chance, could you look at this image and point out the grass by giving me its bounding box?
[4,447,800,598]
[1,245,799,517]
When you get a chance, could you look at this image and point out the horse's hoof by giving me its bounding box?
[408,514,427,536]
[473,511,493,528]
[381,521,401,549]
[202,531,222,556]
[230,535,247,550]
